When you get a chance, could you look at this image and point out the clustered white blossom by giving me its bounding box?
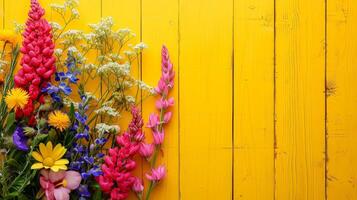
[95,123,120,135]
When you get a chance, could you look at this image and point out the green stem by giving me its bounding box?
[145,181,155,200]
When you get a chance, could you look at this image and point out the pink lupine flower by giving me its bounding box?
[139,143,154,158]
[163,112,172,123]
[146,166,166,182]
[153,131,164,145]
[14,0,56,123]
[128,106,144,135]
[147,113,160,128]
[97,106,144,200]
[39,169,81,200]
[132,177,144,193]
[155,97,175,109]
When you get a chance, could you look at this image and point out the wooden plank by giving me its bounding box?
[3,0,29,29]
[234,0,275,199]
[141,0,179,199]
[179,0,233,199]
[327,0,357,199]
[0,0,3,29]
[275,0,325,199]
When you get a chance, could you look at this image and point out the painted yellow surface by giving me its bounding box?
[234,0,274,199]
[179,0,233,199]
[275,0,325,199]
[327,0,357,199]
[2,0,357,199]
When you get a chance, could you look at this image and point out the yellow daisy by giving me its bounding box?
[48,110,70,131]
[0,29,17,44]
[5,88,30,110]
[31,141,69,172]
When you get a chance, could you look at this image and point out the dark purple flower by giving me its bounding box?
[78,184,91,197]
[12,126,29,151]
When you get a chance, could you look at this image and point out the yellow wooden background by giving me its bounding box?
[1,0,357,199]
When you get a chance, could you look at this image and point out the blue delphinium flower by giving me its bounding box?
[42,51,79,103]
[68,92,104,199]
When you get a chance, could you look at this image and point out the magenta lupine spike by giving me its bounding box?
[14,0,56,122]
[155,45,175,95]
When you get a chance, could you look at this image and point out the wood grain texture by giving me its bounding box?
[141,0,179,199]
[179,0,233,199]
[275,0,326,199]
[0,0,3,29]
[4,0,357,199]
[327,0,357,199]
[234,0,275,199]
[3,0,29,29]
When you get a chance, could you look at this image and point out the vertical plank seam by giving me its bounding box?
[177,0,182,198]
[273,0,277,199]
[324,0,328,199]
[231,0,235,198]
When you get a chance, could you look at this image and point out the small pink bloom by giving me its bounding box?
[146,165,166,182]
[125,160,136,170]
[40,169,81,200]
[153,130,164,145]
[98,175,114,193]
[163,112,172,123]
[132,177,144,193]
[134,131,145,142]
[147,113,160,128]
[139,143,154,158]
[156,97,174,110]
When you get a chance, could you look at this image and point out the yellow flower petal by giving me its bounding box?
[46,141,53,153]
[31,142,68,172]
[51,165,67,172]
[48,111,70,132]
[39,143,49,158]
[54,159,69,165]
[31,151,43,162]
[52,145,66,160]
[4,88,29,110]
[31,163,44,169]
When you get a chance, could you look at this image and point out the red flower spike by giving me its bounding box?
[97,107,144,200]
[14,0,56,119]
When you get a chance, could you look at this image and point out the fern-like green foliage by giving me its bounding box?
[0,132,48,199]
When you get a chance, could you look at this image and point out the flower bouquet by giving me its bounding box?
[0,0,175,199]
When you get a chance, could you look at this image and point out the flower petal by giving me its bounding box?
[52,145,66,160]
[39,143,49,157]
[51,165,67,172]
[54,159,69,165]
[31,162,44,169]
[46,141,53,153]
[53,187,70,200]
[32,151,43,162]
[64,171,81,190]
[40,169,50,179]
[48,170,65,183]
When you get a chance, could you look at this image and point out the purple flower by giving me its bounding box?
[12,126,29,151]
[78,184,91,197]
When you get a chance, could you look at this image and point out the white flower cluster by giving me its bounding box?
[95,102,120,118]
[97,62,130,77]
[95,123,120,135]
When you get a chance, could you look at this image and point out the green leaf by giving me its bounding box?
[68,103,76,122]
[5,112,15,135]
[32,134,48,146]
